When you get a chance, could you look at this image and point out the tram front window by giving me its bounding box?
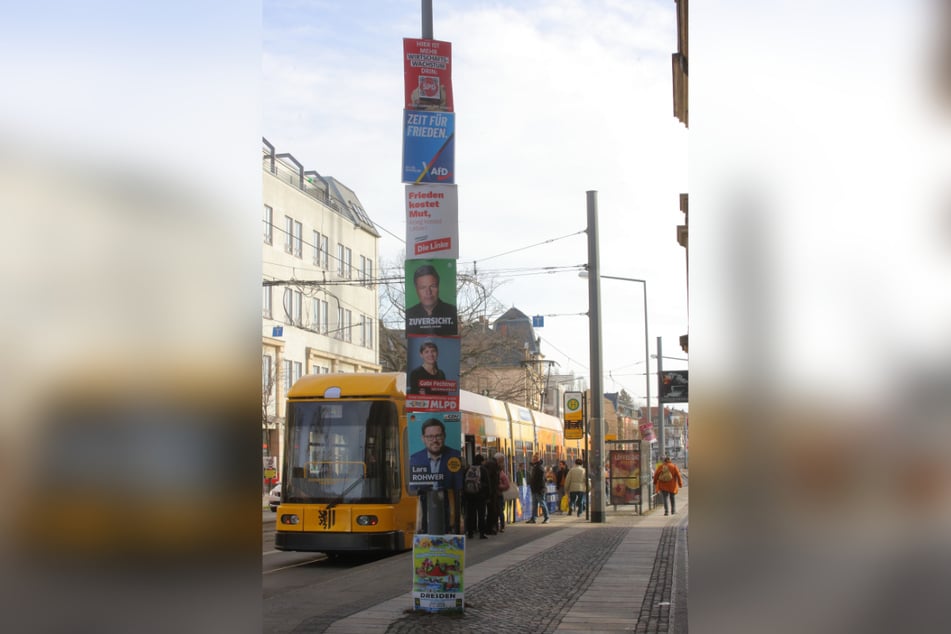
[283,400,400,505]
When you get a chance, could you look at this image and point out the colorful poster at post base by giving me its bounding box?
[405,184,459,259]
[405,259,458,335]
[403,38,453,112]
[406,335,460,410]
[412,533,464,613]
[402,110,455,184]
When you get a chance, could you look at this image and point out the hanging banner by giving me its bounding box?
[403,38,453,112]
[412,534,464,613]
[406,335,461,411]
[405,259,458,336]
[402,110,455,184]
[406,184,459,259]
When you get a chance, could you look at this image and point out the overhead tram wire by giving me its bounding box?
[465,229,586,274]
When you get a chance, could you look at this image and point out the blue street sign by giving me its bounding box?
[272,326,283,337]
[532,315,544,328]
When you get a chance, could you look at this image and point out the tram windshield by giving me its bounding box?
[283,399,401,504]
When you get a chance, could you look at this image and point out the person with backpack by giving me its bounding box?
[652,455,684,516]
[526,454,550,524]
[464,454,490,538]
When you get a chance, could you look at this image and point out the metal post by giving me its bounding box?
[642,283,651,454]
[586,191,605,523]
[421,0,433,39]
[656,337,665,461]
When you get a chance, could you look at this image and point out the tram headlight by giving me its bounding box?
[279,514,299,525]
[355,515,378,526]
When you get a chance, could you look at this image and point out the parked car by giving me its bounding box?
[268,483,281,512]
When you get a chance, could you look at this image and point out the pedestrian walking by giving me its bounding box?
[563,458,587,517]
[526,454,550,524]
[464,454,490,538]
[652,455,684,516]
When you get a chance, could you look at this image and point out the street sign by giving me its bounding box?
[564,392,582,421]
[532,315,544,328]
[564,391,583,440]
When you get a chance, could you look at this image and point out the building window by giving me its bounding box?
[360,315,374,348]
[311,298,328,333]
[312,231,321,266]
[262,286,272,319]
[283,288,302,325]
[319,234,329,268]
[283,359,292,392]
[264,205,273,244]
[284,216,294,254]
[344,309,352,342]
[344,247,352,279]
[293,220,302,258]
[337,243,345,277]
[336,307,345,340]
[263,354,273,396]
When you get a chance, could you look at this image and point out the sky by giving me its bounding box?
[263,0,690,406]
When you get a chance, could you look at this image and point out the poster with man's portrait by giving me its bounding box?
[405,259,458,336]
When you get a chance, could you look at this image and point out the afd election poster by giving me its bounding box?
[403,38,453,113]
[406,335,460,410]
[405,259,458,336]
[405,184,459,259]
[412,533,465,613]
[408,411,463,493]
[402,110,455,184]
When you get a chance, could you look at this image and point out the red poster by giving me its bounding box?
[404,38,453,112]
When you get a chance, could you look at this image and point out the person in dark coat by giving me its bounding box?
[482,451,500,534]
[464,454,490,538]
[526,454,550,524]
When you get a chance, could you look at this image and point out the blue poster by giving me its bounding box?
[402,109,455,184]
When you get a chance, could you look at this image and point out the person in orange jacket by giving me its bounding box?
[652,455,684,516]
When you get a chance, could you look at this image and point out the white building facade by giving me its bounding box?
[262,138,381,479]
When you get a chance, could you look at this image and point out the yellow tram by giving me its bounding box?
[273,372,583,555]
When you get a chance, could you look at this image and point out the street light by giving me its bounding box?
[579,271,651,446]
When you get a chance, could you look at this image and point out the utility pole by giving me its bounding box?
[586,191,605,523]
[656,336,665,461]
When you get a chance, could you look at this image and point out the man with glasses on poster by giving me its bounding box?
[409,417,462,492]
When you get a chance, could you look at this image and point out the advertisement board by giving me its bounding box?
[403,38,453,112]
[412,533,464,613]
[402,109,455,184]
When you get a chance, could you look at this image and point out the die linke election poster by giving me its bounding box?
[403,38,453,113]
[402,110,455,184]
[406,184,459,259]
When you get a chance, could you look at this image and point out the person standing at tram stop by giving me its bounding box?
[553,460,568,513]
[563,458,587,518]
[526,454,550,524]
[653,455,684,516]
[482,450,500,535]
[493,452,510,533]
[464,454,490,539]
